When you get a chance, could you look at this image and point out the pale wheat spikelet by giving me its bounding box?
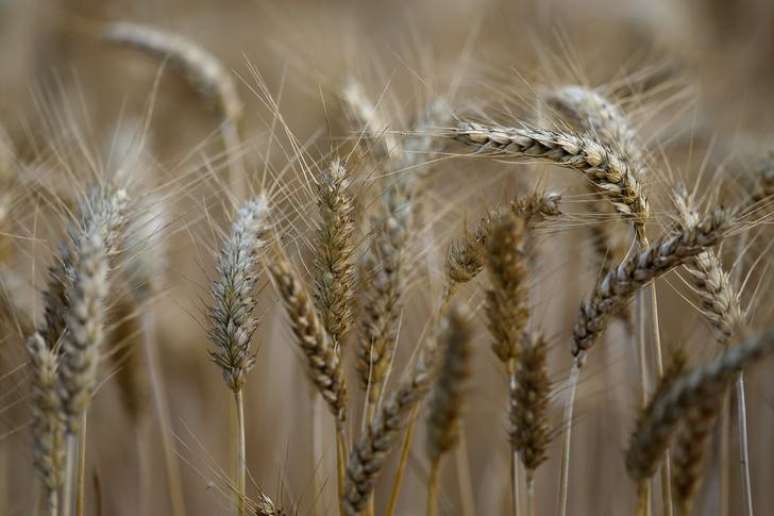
[40,185,130,350]
[27,332,65,496]
[58,227,109,433]
[625,329,774,482]
[208,196,270,393]
[446,191,561,293]
[674,189,743,345]
[103,22,242,122]
[269,254,347,425]
[253,492,284,516]
[572,209,731,358]
[344,328,441,515]
[313,159,355,348]
[452,121,649,234]
[485,214,528,363]
[510,331,551,477]
[426,305,473,465]
[625,350,687,481]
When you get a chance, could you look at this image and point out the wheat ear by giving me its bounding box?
[425,305,473,516]
[452,121,649,236]
[27,333,65,516]
[104,22,245,197]
[208,195,270,516]
[344,323,442,515]
[268,252,348,426]
[626,328,774,477]
[572,209,731,358]
[313,159,356,348]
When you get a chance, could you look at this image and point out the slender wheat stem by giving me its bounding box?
[426,460,440,516]
[234,390,246,516]
[384,406,419,516]
[75,414,87,516]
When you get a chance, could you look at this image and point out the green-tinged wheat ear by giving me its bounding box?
[313,159,356,349]
[269,252,348,426]
[207,196,270,393]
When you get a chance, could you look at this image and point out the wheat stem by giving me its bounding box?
[234,390,246,516]
[62,435,76,516]
[140,310,186,516]
[336,428,347,516]
[385,406,419,516]
[426,459,440,516]
[558,360,580,516]
[75,414,87,516]
[736,373,754,516]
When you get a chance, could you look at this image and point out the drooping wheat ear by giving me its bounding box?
[104,22,245,198]
[625,349,687,482]
[510,331,551,478]
[313,159,356,349]
[344,327,441,515]
[445,191,561,298]
[485,214,528,363]
[208,196,270,393]
[671,393,722,515]
[103,22,241,123]
[625,329,774,482]
[545,85,644,168]
[545,85,643,273]
[27,332,66,504]
[269,253,348,426]
[426,304,473,465]
[452,121,649,237]
[572,208,731,359]
[674,189,743,345]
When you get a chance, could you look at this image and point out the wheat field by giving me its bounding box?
[1,1,774,515]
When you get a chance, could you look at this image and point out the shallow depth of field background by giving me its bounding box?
[1,1,774,515]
